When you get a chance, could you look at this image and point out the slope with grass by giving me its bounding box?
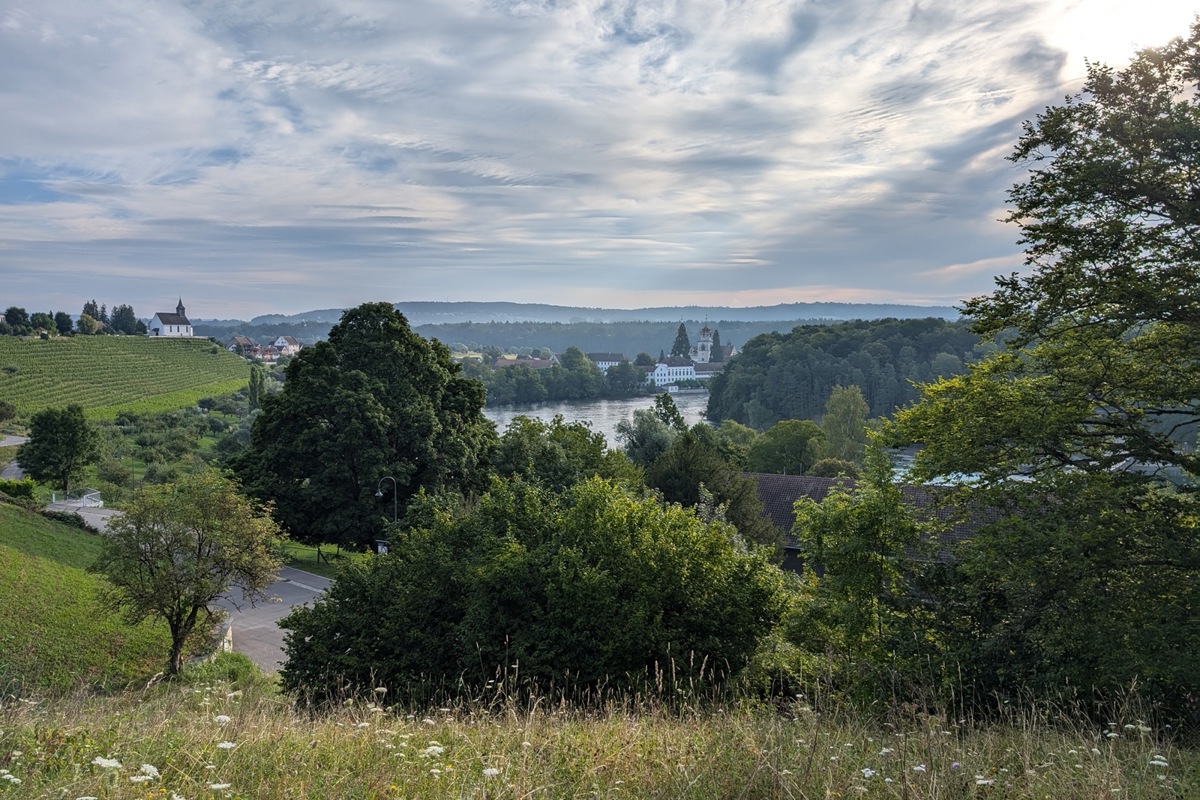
[0,503,170,692]
[0,336,249,420]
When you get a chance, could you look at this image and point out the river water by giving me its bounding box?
[483,391,711,448]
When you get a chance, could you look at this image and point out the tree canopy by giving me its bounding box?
[91,471,284,675]
[19,405,99,492]
[669,323,690,358]
[886,25,1200,715]
[231,302,496,548]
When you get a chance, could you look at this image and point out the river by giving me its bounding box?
[483,391,711,448]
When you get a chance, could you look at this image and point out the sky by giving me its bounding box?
[0,1,1194,321]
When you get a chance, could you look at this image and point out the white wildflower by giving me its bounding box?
[139,764,160,779]
[913,764,926,772]
[976,777,995,785]
[483,767,501,777]
[130,775,153,783]
[209,782,231,790]
[861,768,876,779]
[216,741,237,750]
[421,745,445,758]
[91,756,122,769]
[1149,757,1168,768]
[214,715,231,724]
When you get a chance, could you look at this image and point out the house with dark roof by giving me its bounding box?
[149,299,193,338]
[748,472,994,573]
[272,335,302,357]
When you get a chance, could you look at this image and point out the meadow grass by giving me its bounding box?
[0,505,171,694]
[0,665,1194,799]
[0,446,17,471]
[280,540,366,580]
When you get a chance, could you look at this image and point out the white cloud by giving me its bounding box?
[0,0,1192,316]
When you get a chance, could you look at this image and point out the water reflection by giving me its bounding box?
[483,391,711,448]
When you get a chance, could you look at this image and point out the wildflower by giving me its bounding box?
[1091,748,1101,756]
[483,768,501,777]
[374,687,387,695]
[878,748,894,756]
[209,783,231,790]
[356,722,370,729]
[214,715,231,724]
[139,764,160,779]
[216,741,237,750]
[91,756,122,769]
[1149,757,1168,768]
[521,741,532,748]
[172,794,187,800]
[1,773,20,785]
[130,775,153,783]
[861,768,876,779]
[951,762,961,770]
[976,776,995,786]
[430,768,442,776]
[913,764,926,772]
[1106,732,1121,739]
[421,745,445,758]
[422,718,435,725]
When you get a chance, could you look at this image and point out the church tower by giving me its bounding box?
[176,298,186,318]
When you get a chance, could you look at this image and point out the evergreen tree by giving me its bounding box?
[710,329,724,362]
[670,323,691,359]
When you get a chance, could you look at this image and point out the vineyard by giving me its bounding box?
[0,336,250,419]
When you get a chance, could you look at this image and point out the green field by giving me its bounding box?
[0,336,250,419]
[0,503,170,692]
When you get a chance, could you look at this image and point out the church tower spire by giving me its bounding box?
[176,298,186,318]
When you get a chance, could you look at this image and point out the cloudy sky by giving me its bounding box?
[1,0,1193,320]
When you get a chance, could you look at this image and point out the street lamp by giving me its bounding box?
[375,476,398,524]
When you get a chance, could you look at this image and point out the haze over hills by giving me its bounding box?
[195,301,960,327]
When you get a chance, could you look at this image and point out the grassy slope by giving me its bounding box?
[0,336,249,420]
[0,503,168,692]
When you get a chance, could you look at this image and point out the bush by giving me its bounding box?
[41,509,99,533]
[0,477,37,500]
[281,477,786,705]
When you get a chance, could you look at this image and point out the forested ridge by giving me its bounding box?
[706,317,981,426]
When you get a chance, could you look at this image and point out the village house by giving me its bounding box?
[585,353,627,373]
[271,335,302,357]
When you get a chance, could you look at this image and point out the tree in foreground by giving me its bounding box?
[91,471,285,675]
[19,405,99,493]
[888,24,1200,716]
[280,477,784,704]
[231,303,496,548]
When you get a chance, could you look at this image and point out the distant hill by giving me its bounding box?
[194,300,960,328]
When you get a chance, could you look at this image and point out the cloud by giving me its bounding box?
[0,0,1192,318]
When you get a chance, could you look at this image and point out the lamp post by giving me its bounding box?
[375,476,398,524]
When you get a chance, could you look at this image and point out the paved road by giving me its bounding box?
[0,435,28,479]
[216,566,331,673]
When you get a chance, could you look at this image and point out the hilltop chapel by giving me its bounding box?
[148,299,194,337]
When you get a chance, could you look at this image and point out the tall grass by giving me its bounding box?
[0,664,1193,799]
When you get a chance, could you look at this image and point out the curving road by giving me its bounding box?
[216,566,331,673]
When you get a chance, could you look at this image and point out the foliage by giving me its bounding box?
[19,404,100,492]
[0,477,37,500]
[669,322,691,358]
[615,406,681,467]
[281,476,784,703]
[247,364,266,410]
[91,470,285,675]
[54,310,72,335]
[818,384,870,463]
[76,313,99,335]
[109,303,139,335]
[0,335,250,418]
[645,429,783,550]
[491,415,639,492]
[710,328,723,361]
[232,303,496,548]
[706,317,977,426]
[788,445,933,702]
[886,25,1200,720]
[746,419,824,475]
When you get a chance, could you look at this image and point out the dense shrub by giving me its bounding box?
[280,477,785,704]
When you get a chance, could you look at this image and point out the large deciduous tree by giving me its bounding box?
[231,303,496,548]
[91,471,284,675]
[889,25,1200,713]
[19,405,99,493]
